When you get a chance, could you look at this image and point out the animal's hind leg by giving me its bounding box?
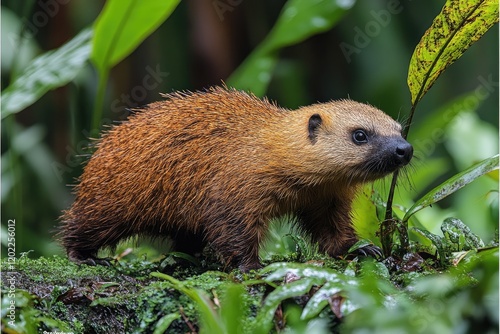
[67,248,112,266]
[207,219,264,272]
[59,216,126,266]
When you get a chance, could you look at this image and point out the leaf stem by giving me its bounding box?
[382,101,417,255]
[91,69,109,135]
[384,100,416,222]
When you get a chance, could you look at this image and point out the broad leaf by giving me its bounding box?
[91,0,180,71]
[220,284,246,334]
[262,262,344,282]
[347,239,378,254]
[227,0,354,96]
[407,0,499,105]
[301,281,343,320]
[412,228,445,253]
[257,262,354,334]
[352,187,381,241]
[403,155,499,221]
[442,217,484,249]
[153,313,181,334]
[254,277,321,334]
[1,28,92,119]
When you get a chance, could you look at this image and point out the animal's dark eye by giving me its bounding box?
[352,129,368,144]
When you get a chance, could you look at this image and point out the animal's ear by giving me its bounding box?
[308,113,322,144]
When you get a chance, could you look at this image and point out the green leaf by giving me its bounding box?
[347,239,378,254]
[153,313,181,334]
[301,281,343,320]
[163,251,202,267]
[91,0,180,71]
[257,262,354,334]
[403,155,499,222]
[227,0,353,96]
[352,186,384,242]
[6,124,69,209]
[412,227,445,257]
[261,262,344,283]
[442,217,485,249]
[1,27,92,119]
[254,277,321,334]
[407,0,499,105]
[220,284,246,334]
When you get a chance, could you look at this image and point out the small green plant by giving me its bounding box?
[1,289,73,333]
[152,247,498,333]
[151,272,252,334]
[413,217,486,267]
[379,0,499,257]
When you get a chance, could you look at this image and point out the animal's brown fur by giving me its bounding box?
[59,86,412,271]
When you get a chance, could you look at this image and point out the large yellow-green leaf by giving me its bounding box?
[91,0,180,71]
[407,0,499,105]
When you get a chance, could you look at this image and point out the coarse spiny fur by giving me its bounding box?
[59,86,412,271]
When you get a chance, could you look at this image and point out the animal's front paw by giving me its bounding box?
[354,244,382,258]
[347,240,382,258]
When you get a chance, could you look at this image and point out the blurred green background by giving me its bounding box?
[1,0,498,257]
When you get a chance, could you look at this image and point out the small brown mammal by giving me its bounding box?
[60,86,412,271]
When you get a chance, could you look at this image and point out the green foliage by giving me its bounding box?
[407,0,499,105]
[152,313,181,334]
[261,262,352,323]
[227,0,354,96]
[151,272,223,333]
[1,289,73,333]
[260,217,322,264]
[150,248,498,333]
[408,88,487,143]
[90,0,180,72]
[404,155,499,222]
[1,28,92,119]
[1,248,498,333]
[90,0,180,130]
[381,0,499,255]
[413,217,487,267]
[343,249,498,333]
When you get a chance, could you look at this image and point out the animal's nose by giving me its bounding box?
[395,141,413,165]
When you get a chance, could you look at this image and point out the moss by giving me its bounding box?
[5,248,490,334]
[1,255,150,333]
[1,254,266,333]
